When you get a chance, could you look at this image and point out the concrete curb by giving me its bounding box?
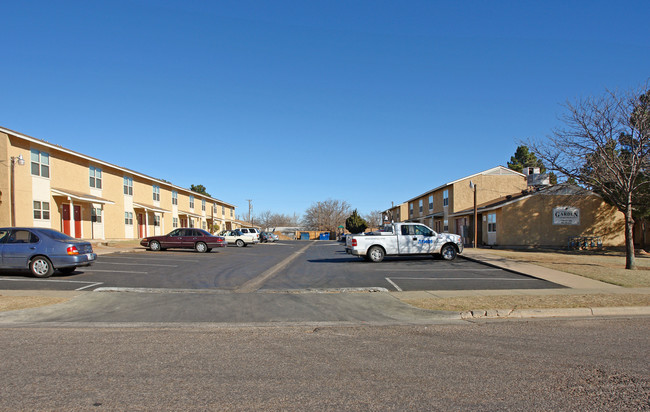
[459,306,650,320]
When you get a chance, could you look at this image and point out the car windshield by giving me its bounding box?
[38,228,75,241]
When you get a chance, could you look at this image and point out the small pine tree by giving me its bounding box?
[346,209,368,234]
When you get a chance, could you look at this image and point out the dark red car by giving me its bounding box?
[140,228,226,253]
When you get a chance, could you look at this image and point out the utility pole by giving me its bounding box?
[246,199,253,226]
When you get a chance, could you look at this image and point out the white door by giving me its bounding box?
[398,224,436,254]
[487,213,497,245]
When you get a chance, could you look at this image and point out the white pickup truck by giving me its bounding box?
[345,222,463,262]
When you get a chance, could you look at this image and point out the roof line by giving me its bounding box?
[1,125,235,208]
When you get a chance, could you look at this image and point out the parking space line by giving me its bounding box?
[387,276,538,282]
[0,277,103,285]
[99,256,198,263]
[92,262,177,267]
[75,282,104,291]
[375,268,504,272]
[83,269,148,274]
[385,277,403,292]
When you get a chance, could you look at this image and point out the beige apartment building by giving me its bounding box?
[1,126,237,240]
[383,166,626,248]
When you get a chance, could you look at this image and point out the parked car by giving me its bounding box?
[140,228,226,253]
[269,233,279,242]
[260,232,272,243]
[239,228,261,242]
[0,227,96,278]
[218,230,258,247]
[346,222,463,262]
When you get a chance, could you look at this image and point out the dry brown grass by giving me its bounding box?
[481,248,650,287]
[0,296,70,312]
[404,293,650,312]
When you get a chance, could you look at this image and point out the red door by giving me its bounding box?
[62,205,71,236]
[73,206,82,238]
[138,214,145,238]
[62,205,82,238]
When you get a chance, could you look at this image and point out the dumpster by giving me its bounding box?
[300,232,310,240]
[319,233,330,240]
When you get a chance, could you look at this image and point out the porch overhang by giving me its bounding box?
[133,202,171,214]
[51,188,115,205]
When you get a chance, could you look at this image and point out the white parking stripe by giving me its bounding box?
[99,256,199,263]
[75,282,104,291]
[375,268,503,272]
[385,277,403,292]
[0,277,101,285]
[92,262,177,267]
[82,269,148,274]
[388,277,536,281]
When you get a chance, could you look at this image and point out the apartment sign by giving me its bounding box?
[553,207,580,225]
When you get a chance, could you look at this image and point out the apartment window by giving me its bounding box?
[429,195,433,211]
[488,213,497,233]
[443,190,449,207]
[189,219,194,228]
[91,207,102,223]
[173,217,178,228]
[30,149,50,178]
[230,208,233,217]
[202,199,206,212]
[153,215,160,227]
[33,201,50,220]
[409,203,413,217]
[172,191,178,205]
[222,205,225,215]
[123,177,133,196]
[125,212,134,225]
[202,221,206,230]
[419,199,423,213]
[152,185,160,202]
[189,195,195,209]
[443,219,449,232]
[89,166,102,189]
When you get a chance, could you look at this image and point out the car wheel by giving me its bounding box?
[149,240,161,251]
[236,239,245,247]
[367,246,385,263]
[441,244,457,261]
[30,256,54,278]
[58,267,76,274]
[195,242,208,253]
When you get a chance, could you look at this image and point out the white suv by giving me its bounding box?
[239,228,260,242]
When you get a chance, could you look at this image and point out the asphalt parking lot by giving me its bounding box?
[0,241,563,292]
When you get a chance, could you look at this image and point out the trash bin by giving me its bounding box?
[319,233,330,240]
[300,232,310,240]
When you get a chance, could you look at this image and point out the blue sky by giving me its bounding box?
[2,0,649,219]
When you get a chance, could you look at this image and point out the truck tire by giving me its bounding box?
[441,244,457,261]
[367,246,385,263]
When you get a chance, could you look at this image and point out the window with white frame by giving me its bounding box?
[487,213,497,233]
[30,149,50,178]
[173,217,178,228]
[91,207,102,223]
[443,190,449,207]
[230,208,233,217]
[409,203,413,217]
[89,166,102,189]
[123,177,133,196]
[189,218,194,228]
[190,195,195,209]
[153,185,160,202]
[419,199,423,213]
[33,201,50,220]
[429,195,433,210]
[202,221,206,230]
[443,219,449,232]
[172,191,178,205]
[153,215,160,226]
[222,205,225,216]
[125,212,134,225]
[202,199,206,211]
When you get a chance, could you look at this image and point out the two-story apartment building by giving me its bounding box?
[0,126,237,240]
[382,166,625,248]
[400,166,527,245]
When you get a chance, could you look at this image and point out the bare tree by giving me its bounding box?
[363,210,383,228]
[302,199,351,231]
[254,211,301,230]
[529,87,650,269]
